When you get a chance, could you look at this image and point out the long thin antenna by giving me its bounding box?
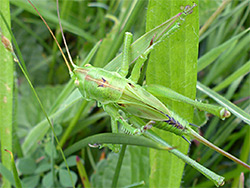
[27,0,72,72]
[56,0,75,67]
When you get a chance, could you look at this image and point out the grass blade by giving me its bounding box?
[146,0,199,187]
[213,60,250,91]
[0,1,13,187]
[5,150,22,188]
[111,145,127,188]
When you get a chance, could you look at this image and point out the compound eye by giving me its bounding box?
[84,64,92,67]
[74,79,80,86]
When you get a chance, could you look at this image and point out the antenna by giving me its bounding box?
[27,0,72,72]
[56,0,75,67]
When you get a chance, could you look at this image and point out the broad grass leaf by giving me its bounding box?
[146,0,199,187]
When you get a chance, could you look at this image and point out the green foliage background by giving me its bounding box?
[0,0,249,187]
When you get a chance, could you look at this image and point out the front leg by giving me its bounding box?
[118,32,133,77]
[103,104,143,135]
[129,37,156,83]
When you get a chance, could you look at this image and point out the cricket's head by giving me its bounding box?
[71,63,95,87]
[27,0,75,74]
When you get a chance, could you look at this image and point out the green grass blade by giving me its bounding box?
[0,12,29,76]
[199,0,232,36]
[232,126,250,187]
[213,60,250,92]
[91,146,150,187]
[197,28,250,72]
[2,26,76,188]
[199,1,249,42]
[0,1,13,187]
[76,156,91,188]
[58,100,88,148]
[0,163,16,187]
[111,145,127,188]
[203,33,250,86]
[94,0,146,67]
[15,58,76,188]
[5,150,22,188]
[10,0,95,42]
[146,0,199,187]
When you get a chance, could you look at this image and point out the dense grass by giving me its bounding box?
[0,0,249,187]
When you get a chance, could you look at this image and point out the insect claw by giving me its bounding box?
[97,84,104,87]
[189,123,198,128]
[189,123,199,128]
[102,77,106,82]
[88,143,101,148]
[182,136,191,144]
[143,120,155,131]
[84,64,91,67]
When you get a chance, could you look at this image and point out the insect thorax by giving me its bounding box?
[73,66,127,104]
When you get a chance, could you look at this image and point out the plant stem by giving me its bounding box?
[111,144,127,188]
[189,128,250,170]
[199,0,232,36]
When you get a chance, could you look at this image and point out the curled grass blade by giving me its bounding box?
[63,133,169,157]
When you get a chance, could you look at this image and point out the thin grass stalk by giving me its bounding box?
[111,144,127,188]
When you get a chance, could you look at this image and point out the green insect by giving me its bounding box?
[64,5,198,141]
[26,0,250,172]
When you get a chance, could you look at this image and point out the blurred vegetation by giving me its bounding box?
[0,0,249,187]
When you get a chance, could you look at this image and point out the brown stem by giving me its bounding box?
[199,0,232,36]
[189,128,250,171]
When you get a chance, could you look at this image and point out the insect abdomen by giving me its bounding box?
[154,113,190,136]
